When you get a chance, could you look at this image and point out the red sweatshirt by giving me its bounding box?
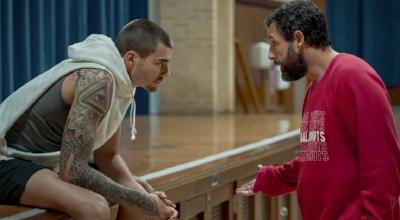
[253,54,400,220]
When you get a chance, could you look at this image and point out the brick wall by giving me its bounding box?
[159,0,234,114]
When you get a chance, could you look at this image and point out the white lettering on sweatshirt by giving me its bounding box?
[300,111,329,162]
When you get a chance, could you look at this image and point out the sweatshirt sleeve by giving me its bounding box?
[337,67,400,219]
[253,157,299,196]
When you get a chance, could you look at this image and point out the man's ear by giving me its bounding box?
[293,30,305,50]
[123,51,139,70]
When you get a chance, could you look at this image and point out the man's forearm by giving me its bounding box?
[68,162,158,215]
[96,154,139,189]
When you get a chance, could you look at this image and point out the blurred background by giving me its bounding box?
[0,0,399,125]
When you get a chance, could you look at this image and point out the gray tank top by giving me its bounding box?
[5,76,71,153]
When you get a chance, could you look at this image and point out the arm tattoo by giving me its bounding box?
[59,69,158,216]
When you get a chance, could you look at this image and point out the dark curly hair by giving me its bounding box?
[265,0,330,48]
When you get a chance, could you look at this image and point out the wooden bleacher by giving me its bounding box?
[0,114,301,220]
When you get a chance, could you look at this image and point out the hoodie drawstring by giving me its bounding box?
[130,94,137,141]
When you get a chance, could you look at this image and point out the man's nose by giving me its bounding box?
[268,50,276,60]
[161,63,170,77]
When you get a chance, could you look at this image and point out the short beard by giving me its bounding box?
[280,44,307,81]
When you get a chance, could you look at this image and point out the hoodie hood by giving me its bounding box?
[68,34,137,141]
[68,34,134,99]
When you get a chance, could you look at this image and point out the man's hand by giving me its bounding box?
[236,164,263,196]
[236,179,256,196]
[147,193,178,220]
[136,177,155,193]
[154,191,176,208]
[136,178,176,211]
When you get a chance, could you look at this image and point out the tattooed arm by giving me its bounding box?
[94,126,177,211]
[59,69,169,218]
[94,126,154,193]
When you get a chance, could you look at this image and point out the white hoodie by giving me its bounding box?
[0,34,136,168]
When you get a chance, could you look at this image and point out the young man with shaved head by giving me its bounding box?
[0,19,178,220]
